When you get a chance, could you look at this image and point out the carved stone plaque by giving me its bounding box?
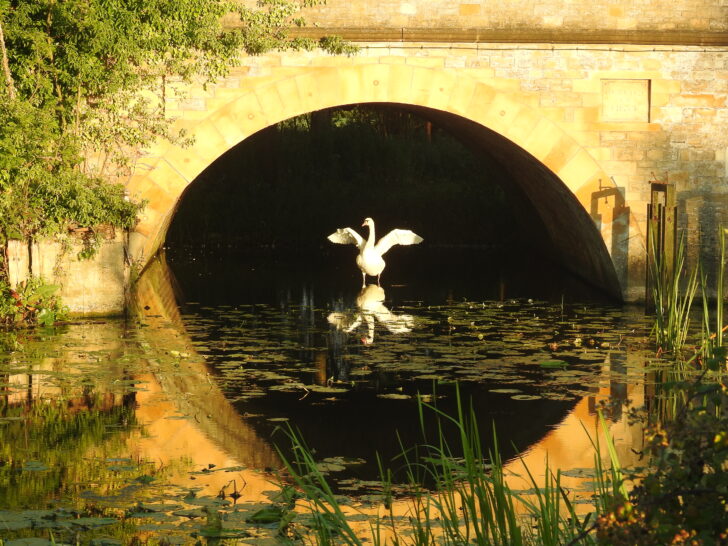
[601,79,650,122]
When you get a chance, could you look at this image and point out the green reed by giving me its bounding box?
[650,227,728,359]
[700,227,727,357]
[649,233,699,354]
[275,389,618,545]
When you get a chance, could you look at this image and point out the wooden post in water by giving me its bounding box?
[645,179,677,310]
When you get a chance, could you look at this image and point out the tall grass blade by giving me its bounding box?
[649,232,698,353]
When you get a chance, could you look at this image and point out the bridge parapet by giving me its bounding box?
[297,0,727,34]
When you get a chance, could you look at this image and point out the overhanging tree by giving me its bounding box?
[0,0,352,268]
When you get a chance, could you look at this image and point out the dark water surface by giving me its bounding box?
[166,247,643,477]
[0,247,654,543]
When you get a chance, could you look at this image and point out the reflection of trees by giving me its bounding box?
[0,320,144,507]
[0,398,136,509]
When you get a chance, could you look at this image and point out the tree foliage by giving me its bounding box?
[0,0,348,260]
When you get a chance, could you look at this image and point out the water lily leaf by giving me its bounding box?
[0,512,32,530]
[198,528,251,538]
[305,385,348,393]
[322,456,366,466]
[489,388,522,394]
[376,393,410,400]
[172,508,205,519]
[5,539,54,546]
[183,497,231,507]
[560,467,596,478]
[539,360,569,368]
[22,461,49,472]
[316,462,346,472]
[511,394,542,401]
[246,506,285,524]
[70,517,118,528]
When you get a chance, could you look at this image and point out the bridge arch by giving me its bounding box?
[126,62,623,299]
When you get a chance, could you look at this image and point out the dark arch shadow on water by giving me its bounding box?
[141,255,613,486]
[237,382,582,483]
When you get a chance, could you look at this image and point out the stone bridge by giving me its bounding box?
[124,0,728,301]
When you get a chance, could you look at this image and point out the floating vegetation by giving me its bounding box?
[0,281,657,543]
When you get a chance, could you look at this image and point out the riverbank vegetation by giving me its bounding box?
[0,277,67,328]
[0,0,354,326]
[271,360,726,544]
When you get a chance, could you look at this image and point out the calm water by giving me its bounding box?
[0,248,655,543]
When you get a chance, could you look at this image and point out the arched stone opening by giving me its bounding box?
[126,63,625,299]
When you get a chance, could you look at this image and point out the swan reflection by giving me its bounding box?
[327,284,414,344]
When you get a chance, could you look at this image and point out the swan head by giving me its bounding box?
[362,217,374,228]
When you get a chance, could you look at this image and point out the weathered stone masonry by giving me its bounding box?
[15,0,727,311]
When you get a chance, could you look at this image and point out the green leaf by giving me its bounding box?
[246,506,285,524]
[539,360,569,368]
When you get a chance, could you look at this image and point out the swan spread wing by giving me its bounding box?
[375,229,423,256]
[327,227,364,249]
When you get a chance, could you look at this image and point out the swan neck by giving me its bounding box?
[366,222,376,246]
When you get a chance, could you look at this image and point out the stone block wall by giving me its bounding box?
[7,233,129,316]
[290,0,727,33]
[143,42,727,300]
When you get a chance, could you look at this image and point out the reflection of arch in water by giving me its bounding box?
[238,381,580,482]
[134,257,646,526]
[132,254,281,474]
[505,355,645,498]
[230,346,640,484]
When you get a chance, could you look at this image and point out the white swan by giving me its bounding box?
[327,217,423,286]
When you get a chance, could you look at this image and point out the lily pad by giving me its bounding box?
[22,461,49,472]
[488,388,522,394]
[0,512,32,530]
[305,385,348,394]
[511,394,542,401]
[560,467,596,478]
[539,360,569,368]
[316,462,346,473]
[172,508,205,519]
[70,517,118,528]
[376,393,410,400]
[246,506,285,524]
